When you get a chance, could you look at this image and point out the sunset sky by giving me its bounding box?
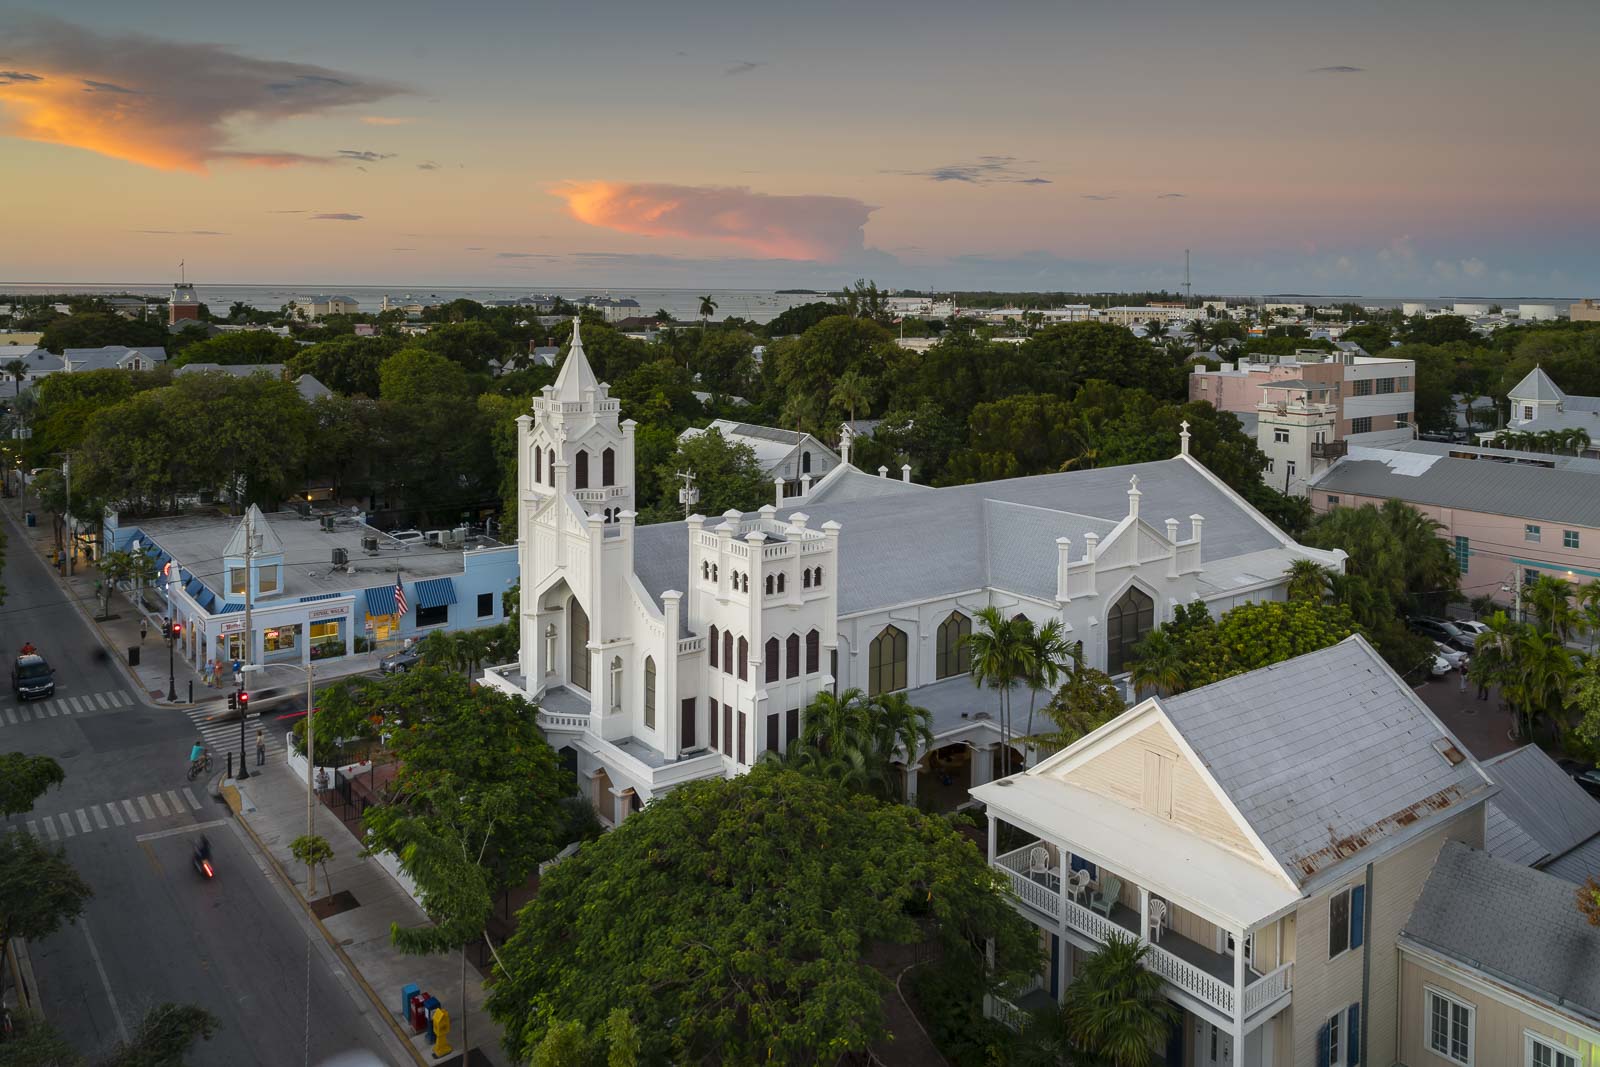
[2,0,1597,294]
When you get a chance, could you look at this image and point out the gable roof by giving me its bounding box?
[1312,450,1600,528]
[1161,635,1495,890]
[1483,745,1600,881]
[62,345,168,370]
[1509,366,1566,404]
[551,317,599,402]
[1404,841,1600,1029]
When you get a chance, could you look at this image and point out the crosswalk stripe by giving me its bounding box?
[91,806,108,830]
[182,787,202,811]
[56,813,73,838]
[94,693,111,710]
[108,803,124,826]
[117,689,133,705]
[4,708,14,724]
[17,706,31,722]
[121,799,140,823]
[66,696,84,715]
[152,793,171,817]
[75,809,91,833]
[138,796,156,820]
[44,701,58,717]
[27,819,38,837]
[43,815,58,840]
[165,790,184,813]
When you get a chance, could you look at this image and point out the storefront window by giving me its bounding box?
[259,564,279,593]
[367,614,397,641]
[264,623,302,660]
[309,620,345,659]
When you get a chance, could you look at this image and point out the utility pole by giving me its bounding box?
[1184,249,1192,308]
[238,509,254,780]
[676,470,698,521]
[62,455,73,575]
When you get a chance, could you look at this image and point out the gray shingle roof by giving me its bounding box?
[631,456,1289,619]
[1509,366,1566,404]
[1312,452,1600,528]
[1404,841,1600,1026]
[62,345,167,370]
[1543,837,1600,886]
[1161,636,1494,889]
[1483,745,1600,879]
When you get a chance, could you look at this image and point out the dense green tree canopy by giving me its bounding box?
[486,766,1036,1065]
[39,312,168,353]
[287,335,405,397]
[646,427,771,522]
[167,330,299,367]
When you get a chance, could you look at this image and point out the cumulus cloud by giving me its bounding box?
[1311,65,1363,73]
[0,14,407,172]
[337,149,395,162]
[724,60,767,76]
[893,156,1050,185]
[310,212,363,221]
[555,181,873,261]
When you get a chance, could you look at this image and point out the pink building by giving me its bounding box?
[1310,447,1600,603]
[1190,351,1416,439]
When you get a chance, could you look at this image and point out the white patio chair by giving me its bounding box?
[1147,897,1168,942]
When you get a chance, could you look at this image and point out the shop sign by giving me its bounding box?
[309,606,346,620]
[220,620,245,634]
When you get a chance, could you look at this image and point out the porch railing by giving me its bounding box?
[537,710,589,730]
[1242,962,1293,1018]
[995,845,1062,920]
[985,993,1030,1033]
[1145,940,1235,1016]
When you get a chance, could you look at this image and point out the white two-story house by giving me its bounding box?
[973,635,1497,1067]
[483,319,1347,825]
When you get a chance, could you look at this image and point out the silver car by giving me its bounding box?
[379,648,420,674]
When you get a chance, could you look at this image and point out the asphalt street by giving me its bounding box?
[1,512,400,1065]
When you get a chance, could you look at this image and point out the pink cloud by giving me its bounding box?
[555,181,873,261]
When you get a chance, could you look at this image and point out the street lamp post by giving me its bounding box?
[165,620,178,702]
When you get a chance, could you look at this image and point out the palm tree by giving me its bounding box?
[6,359,26,397]
[1061,937,1177,1067]
[1023,619,1078,738]
[697,294,718,328]
[1578,583,1600,653]
[830,369,873,427]
[783,687,931,800]
[966,607,1036,766]
[868,691,935,799]
[456,628,496,679]
[1507,628,1576,741]
[1285,559,1332,602]
[1128,628,1186,698]
[1526,575,1580,642]
[1144,318,1166,341]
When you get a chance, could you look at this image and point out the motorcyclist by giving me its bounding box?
[193,834,212,863]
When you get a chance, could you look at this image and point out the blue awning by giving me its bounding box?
[217,602,244,614]
[414,577,457,609]
[299,593,342,603]
[364,586,397,616]
[179,568,193,585]
[186,577,204,597]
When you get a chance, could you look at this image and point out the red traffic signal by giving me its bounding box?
[170,621,183,637]
[238,691,250,708]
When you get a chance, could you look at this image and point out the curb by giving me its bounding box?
[3,936,43,1021]
[220,782,428,1066]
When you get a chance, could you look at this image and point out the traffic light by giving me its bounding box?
[238,691,250,710]
[170,621,183,638]
[227,692,238,712]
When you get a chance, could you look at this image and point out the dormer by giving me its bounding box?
[525,318,636,521]
[220,504,286,604]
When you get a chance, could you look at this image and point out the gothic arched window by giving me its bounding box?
[786,633,800,679]
[868,625,908,696]
[575,451,589,490]
[1106,586,1155,677]
[602,447,616,487]
[936,611,972,679]
[569,599,590,690]
[765,637,780,683]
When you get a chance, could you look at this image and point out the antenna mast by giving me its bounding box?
[1184,249,1192,307]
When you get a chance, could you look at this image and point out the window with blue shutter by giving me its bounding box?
[1347,1002,1361,1065]
[1350,885,1366,949]
[1317,1021,1331,1067]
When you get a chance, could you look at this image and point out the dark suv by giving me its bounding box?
[12,654,56,700]
[1408,617,1476,654]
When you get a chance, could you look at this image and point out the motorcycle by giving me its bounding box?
[192,837,215,880]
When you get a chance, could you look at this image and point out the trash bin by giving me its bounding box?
[24,512,34,527]
[400,983,420,1020]
[128,647,141,668]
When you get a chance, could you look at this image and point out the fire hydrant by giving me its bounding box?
[430,1006,452,1059]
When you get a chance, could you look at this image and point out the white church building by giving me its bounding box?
[483,321,1347,824]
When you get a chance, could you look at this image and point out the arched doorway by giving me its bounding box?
[569,597,590,691]
[917,743,974,812]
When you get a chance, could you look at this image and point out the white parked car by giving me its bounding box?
[1454,620,1491,638]
[1434,642,1469,671]
[1428,653,1452,677]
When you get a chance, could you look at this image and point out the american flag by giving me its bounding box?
[394,575,408,616]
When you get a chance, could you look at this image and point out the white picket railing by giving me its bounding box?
[1063,897,1128,946]
[995,845,1062,920]
[538,710,588,730]
[1243,962,1293,1018]
[985,993,1030,1033]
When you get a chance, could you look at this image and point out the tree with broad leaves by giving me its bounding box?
[5,1001,219,1066]
[486,766,1038,1065]
[0,751,65,817]
[291,833,335,898]
[0,831,94,1004]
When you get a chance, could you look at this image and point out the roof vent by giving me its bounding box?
[1432,738,1466,767]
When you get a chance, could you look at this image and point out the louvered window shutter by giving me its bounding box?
[1348,1002,1361,1065]
[1316,1022,1330,1067]
[1350,885,1366,949]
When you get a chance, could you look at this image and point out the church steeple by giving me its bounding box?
[523,316,637,522]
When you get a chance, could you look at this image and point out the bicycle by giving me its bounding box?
[187,752,213,781]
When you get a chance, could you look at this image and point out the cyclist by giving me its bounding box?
[189,741,207,772]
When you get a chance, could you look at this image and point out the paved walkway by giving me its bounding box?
[224,763,507,1066]
[1412,672,1520,761]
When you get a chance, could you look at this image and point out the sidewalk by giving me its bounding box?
[223,763,507,1066]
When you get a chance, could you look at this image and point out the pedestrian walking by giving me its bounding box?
[255,727,265,767]
[140,618,149,642]
[1458,667,1467,692]
[212,660,223,688]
